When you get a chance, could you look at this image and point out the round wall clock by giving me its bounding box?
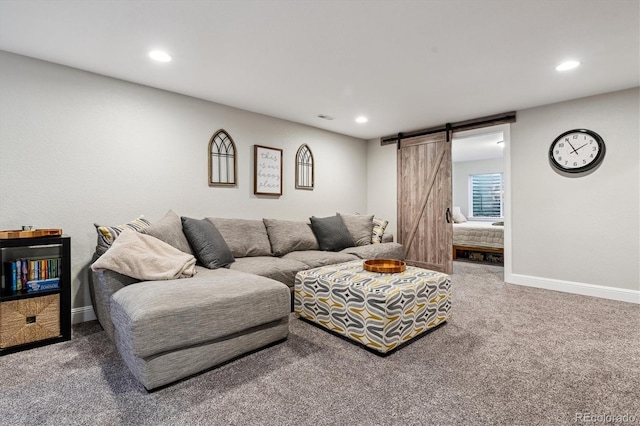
[549,129,606,174]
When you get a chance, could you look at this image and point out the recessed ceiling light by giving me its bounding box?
[355,116,368,124]
[149,50,172,62]
[556,60,580,71]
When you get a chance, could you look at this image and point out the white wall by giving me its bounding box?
[452,157,504,219]
[367,87,639,303]
[366,141,397,237]
[509,88,639,299]
[0,51,368,318]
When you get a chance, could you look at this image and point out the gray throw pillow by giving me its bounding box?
[181,217,235,269]
[143,210,193,255]
[338,213,374,246]
[208,218,272,258]
[309,215,355,252]
[263,219,319,256]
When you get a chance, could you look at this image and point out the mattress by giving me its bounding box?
[453,221,503,250]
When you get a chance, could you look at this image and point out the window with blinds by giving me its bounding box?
[469,173,503,218]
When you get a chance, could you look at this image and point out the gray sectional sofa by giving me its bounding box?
[90,212,402,390]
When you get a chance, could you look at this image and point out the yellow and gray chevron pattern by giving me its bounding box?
[294,260,451,353]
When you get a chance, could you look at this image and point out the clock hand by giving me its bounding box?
[574,143,588,152]
[566,139,579,154]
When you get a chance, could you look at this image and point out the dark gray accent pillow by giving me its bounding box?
[181,217,235,269]
[309,215,355,252]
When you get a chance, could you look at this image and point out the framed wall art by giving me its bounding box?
[295,143,314,190]
[208,129,237,186]
[254,145,282,196]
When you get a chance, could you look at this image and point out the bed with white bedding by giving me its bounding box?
[452,221,504,259]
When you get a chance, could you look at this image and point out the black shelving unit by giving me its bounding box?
[0,235,71,355]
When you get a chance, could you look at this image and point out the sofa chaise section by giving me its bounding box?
[109,267,290,390]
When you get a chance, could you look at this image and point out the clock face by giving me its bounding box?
[549,129,605,173]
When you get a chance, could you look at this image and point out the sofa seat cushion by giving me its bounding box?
[282,250,358,269]
[340,242,405,260]
[229,256,309,288]
[110,267,290,358]
[208,218,272,258]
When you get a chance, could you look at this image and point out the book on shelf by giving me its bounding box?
[26,277,60,292]
[16,259,22,291]
[3,257,61,293]
[7,261,17,291]
[21,260,27,288]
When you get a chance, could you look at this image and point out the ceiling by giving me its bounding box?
[0,0,638,141]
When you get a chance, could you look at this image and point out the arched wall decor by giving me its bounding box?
[295,143,314,190]
[208,129,237,186]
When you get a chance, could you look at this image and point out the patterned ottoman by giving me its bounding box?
[294,260,451,354]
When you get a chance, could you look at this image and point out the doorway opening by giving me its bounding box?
[451,124,509,276]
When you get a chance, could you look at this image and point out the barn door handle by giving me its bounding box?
[446,207,451,223]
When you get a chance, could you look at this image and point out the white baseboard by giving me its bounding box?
[505,272,640,304]
[72,305,97,324]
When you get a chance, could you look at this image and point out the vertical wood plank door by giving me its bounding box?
[397,132,453,274]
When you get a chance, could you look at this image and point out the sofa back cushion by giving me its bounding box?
[143,210,193,255]
[207,218,272,258]
[263,219,319,256]
[338,213,374,246]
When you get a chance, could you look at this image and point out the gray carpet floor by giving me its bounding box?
[1,262,638,426]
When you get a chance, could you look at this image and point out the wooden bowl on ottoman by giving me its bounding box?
[363,259,406,274]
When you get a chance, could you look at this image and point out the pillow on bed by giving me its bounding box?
[452,207,467,223]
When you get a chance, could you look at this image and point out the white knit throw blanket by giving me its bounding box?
[91,229,196,280]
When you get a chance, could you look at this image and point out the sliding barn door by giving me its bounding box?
[397,132,452,274]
